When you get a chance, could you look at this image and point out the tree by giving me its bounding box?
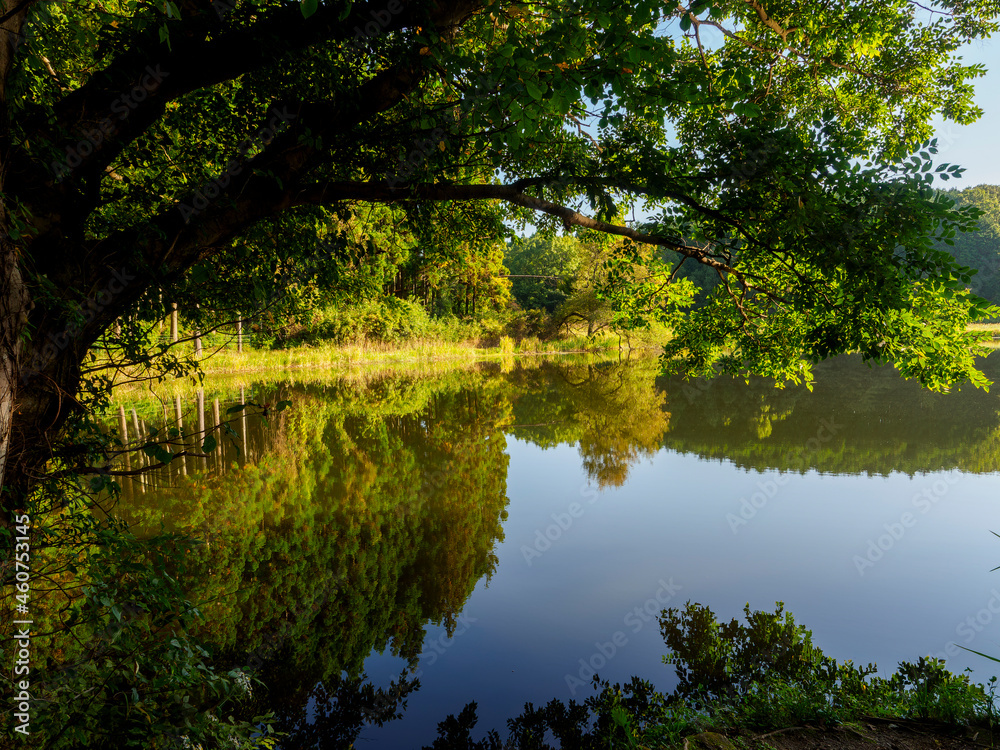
[937,184,1000,303]
[504,233,581,312]
[1,0,999,514]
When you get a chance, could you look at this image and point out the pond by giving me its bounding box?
[109,352,1000,747]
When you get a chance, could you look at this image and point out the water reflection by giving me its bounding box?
[101,353,1000,745]
[660,354,1000,475]
[113,373,511,739]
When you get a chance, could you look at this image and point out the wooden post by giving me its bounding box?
[194,304,202,358]
[118,405,131,474]
[170,303,178,343]
[197,389,206,472]
[131,408,146,492]
[236,314,243,353]
[213,398,222,474]
[174,394,186,477]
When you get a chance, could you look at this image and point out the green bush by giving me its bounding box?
[21,514,276,750]
[660,601,996,728]
[422,602,998,749]
[275,298,432,347]
[501,309,550,340]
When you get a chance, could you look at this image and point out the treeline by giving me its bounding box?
[131,186,1000,355]
[939,184,1000,305]
[263,229,676,349]
[153,218,677,351]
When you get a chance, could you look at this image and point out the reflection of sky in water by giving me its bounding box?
[361,438,1000,747]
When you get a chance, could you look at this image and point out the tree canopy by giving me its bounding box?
[936,184,1000,303]
[2,0,1000,506]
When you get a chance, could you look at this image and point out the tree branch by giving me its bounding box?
[292,180,740,273]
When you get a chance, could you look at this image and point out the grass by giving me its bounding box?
[105,344,644,406]
[99,324,664,399]
[179,334,633,378]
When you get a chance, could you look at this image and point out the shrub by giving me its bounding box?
[274,298,431,347]
[660,601,995,727]
[502,309,549,340]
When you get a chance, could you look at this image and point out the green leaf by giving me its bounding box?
[201,434,217,453]
[301,0,318,18]
[957,644,1000,663]
[525,81,545,101]
[226,404,247,414]
[158,24,171,51]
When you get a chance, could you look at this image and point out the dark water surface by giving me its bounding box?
[111,354,1000,747]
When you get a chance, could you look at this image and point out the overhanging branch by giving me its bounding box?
[292,180,741,273]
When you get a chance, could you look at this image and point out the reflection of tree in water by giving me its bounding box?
[509,359,670,487]
[115,375,511,741]
[507,353,1000,479]
[92,354,1000,745]
[661,354,1000,475]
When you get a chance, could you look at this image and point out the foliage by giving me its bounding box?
[7,0,1000,514]
[658,601,997,729]
[505,234,581,313]
[937,185,1000,306]
[273,297,433,347]
[4,511,275,749]
[420,603,998,749]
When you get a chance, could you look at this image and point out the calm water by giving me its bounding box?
[111,354,1000,747]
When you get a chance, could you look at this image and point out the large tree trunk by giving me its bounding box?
[0,239,29,519]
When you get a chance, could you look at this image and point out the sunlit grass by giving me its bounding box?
[100,323,669,399]
[107,343,659,405]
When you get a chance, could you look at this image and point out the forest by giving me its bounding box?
[5,0,1000,747]
[179,182,1000,353]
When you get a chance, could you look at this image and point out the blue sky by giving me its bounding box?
[931,36,1000,186]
